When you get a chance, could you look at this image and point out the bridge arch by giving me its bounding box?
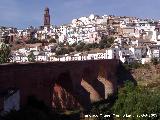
[81,66,104,102]
[52,71,79,110]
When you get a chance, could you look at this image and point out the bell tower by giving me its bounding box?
[44,7,50,27]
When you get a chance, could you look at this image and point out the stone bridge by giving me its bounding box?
[0,59,119,110]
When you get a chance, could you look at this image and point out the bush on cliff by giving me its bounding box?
[151,58,160,66]
[112,81,160,120]
[55,47,69,55]
[123,61,150,70]
[90,81,160,120]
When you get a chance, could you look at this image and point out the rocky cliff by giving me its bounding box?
[131,64,160,88]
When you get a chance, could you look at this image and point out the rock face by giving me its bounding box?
[0,60,119,110]
[131,64,160,87]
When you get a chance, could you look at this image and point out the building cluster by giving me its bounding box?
[1,7,160,64]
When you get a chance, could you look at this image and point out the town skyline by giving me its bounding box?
[0,0,160,29]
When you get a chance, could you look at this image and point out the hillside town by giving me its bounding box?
[0,7,160,64]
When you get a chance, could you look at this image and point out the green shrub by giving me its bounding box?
[123,61,148,70]
[68,47,75,53]
[112,81,160,120]
[90,81,160,120]
[151,58,159,65]
[91,43,99,48]
[55,47,69,55]
[71,42,77,47]
[83,44,91,51]
[27,52,36,62]
[75,45,83,52]
[49,38,57,43]
[99,36,115,49]
[0,43,12,64]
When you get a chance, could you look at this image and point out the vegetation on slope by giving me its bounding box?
[90,81,160,120]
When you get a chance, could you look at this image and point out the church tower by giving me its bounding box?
[44,7,50,27]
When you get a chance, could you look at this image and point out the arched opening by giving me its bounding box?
[82,67,104,101]
[97,64,115,99]
[52,71,80,111]
[56,72,73,92]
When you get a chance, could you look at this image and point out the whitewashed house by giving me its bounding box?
[106,48,120,59]
[129,46,142,60]
[87,53,98,60]
[35,54,48,62]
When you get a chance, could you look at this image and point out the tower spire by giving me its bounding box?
[44,7,50,27]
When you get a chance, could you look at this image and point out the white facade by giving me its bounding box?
[152,49,160,58]
[106,48,120,59]
[35,55,48,62]
[141,58,151,64]
[129,47,142,60]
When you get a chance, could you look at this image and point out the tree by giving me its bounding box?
[99,36,115,49]
[151,58,159,66]
[49,38,57,43]
[83,44,91,51]
[0,42,12,64]
[68,47,75,53]
[79,42,85,47]
[91,43,99,48]
[99,41,105,49]
[75,42,86,52]
[55,47,69,56]
[28,52,36,62]
[75,45,83,52]
[71,42,77,47]
[26,38,41,44]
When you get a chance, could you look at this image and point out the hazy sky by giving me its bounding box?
[0,0,160,28]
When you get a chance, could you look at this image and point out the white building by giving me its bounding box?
[129,46,142,60]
